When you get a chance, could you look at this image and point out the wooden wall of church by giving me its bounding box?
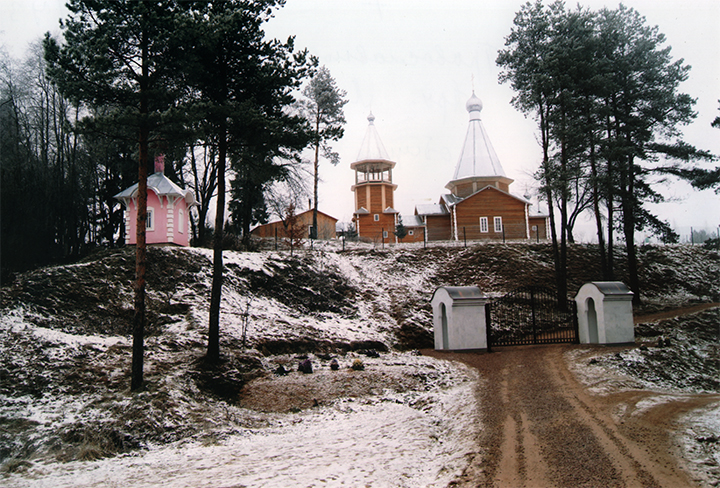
[451,180,511,200]
[401,226,426,243]
[454,183,474,199]
[455,189,527,240]
[426,214,452,241]
[355,184,395,213]
[528,216,548,241]
[356,212,397,243]
[369,185,384,211]
[356,187,367,210]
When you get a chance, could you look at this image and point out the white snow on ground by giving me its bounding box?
[5,243,716,486]
[2,307,126,350]
[682,402,720,484]
[564,348,645,395]
[0,247,483,487]
[3,361,479,488]
[566,347,720,486]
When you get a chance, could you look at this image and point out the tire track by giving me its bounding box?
[429,345,697,487]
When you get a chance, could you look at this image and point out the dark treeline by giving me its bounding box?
[497,1,717,305]
[1,46,137,282]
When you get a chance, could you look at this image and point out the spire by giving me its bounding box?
[355,112,390,162]
[452,91,505,180]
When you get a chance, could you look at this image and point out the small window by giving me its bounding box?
[479,217,488,233]
[408,230,414,236]
[494,216,503,233]
[383,230,388,238]
[178,209,184,234]
[374,214,380,222]
[146,207,155,231]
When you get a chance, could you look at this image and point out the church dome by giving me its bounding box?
[466,92,483,114]
[449,90,507,183]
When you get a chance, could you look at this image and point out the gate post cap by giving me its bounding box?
[432,286,485,301]
[576,282,633,301]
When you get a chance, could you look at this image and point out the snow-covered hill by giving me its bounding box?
[1,242,718,486]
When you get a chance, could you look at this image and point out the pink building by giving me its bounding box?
[114,156,196,247]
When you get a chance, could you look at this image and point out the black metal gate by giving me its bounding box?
[485,286,578,350]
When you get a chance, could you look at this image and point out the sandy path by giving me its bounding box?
[427,345,716,487]
[634,303,720,323]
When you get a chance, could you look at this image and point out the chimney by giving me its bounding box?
[154,154,165,174]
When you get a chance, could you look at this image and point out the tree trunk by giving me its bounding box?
[558,107,569,311]
[605,112,616,280]
[588,133,608,279]
[131,31,149,392]
[622,155,641,305]
[312,113,320,240]
[207,120,226,363]
[540,102,566,308]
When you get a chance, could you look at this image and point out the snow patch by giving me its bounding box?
[3,360,479,488]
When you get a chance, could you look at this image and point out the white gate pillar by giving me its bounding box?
[575,282,634,345]
[431,286,488,351]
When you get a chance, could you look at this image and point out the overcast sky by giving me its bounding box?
[2,0,719,241]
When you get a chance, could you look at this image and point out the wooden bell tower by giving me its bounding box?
[351,113,398,242]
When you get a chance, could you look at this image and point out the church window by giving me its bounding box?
[479,217,488,233]
[494,217,503,233]
[408,230,414,236]
[383,230,388,238]
[374,214,379,221]
[146,207,155,231]
[178,209,184,234]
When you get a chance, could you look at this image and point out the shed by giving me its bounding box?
[251,209,338,240]
[431,286,488,351]
[575,282,634,345]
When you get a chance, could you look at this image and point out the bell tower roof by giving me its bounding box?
[355,112,391,163]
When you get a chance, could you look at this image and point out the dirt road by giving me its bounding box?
[427,345,716,487]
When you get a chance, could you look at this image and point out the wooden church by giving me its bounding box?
[351,92,549,243]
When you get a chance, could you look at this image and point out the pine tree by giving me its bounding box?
[301,66,348,240]
[394,216,408,242]
[181,1,313,362]
[45,0,188,390]
[498,1,712,305]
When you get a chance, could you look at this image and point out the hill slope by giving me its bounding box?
[1,242,719,484]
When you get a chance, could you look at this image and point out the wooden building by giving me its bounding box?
[351,113,399,243]
[251,209,338,240]
[348,93,549,244]
[397,214,426,243]
[416,92,549,241]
